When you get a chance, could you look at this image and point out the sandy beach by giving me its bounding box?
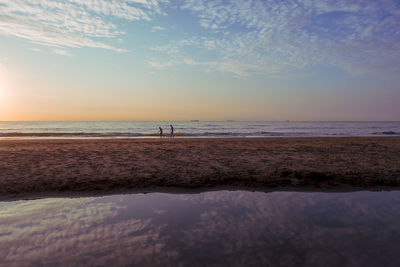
[0,137,399,200]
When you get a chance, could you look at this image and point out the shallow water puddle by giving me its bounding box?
[1,191,400,266]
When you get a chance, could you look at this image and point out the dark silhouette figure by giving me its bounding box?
[159,127,163,138]
[170,124,174,138]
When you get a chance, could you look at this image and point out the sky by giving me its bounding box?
[0,0,399,121]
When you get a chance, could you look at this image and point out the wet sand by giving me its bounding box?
[0,137,399,200]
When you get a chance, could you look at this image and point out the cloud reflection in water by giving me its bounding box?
[1,191,400,266]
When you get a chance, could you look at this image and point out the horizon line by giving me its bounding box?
[1,120,399,123]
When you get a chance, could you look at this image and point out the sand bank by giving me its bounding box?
[0,137,399,200]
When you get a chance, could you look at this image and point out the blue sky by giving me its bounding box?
[0,0,399,120]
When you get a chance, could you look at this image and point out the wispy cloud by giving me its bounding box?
[1,0,399,77]
[0,0,166,52]
[148,0,400,77]
[151,26,166,32]
[53,49,72,57]
[148,60,176,69]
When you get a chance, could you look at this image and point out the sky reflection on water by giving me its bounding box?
[1,191,400,267]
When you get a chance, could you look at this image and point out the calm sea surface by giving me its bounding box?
[1,190,400,266]
[0,121,399,138]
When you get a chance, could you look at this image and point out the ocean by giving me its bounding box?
[0,121,399,138]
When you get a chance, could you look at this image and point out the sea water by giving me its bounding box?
[0,121,399,138]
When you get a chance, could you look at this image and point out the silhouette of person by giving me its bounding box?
[159,127,163,138]
[170,124,174,138]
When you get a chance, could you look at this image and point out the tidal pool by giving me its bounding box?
[1,190,400,267]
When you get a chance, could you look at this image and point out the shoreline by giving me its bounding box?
[1,134,400,140]
[1,137,399,201]
[3,186,400,203]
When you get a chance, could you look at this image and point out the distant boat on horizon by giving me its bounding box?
[190,120,199,122]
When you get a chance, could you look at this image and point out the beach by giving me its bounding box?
[0,137,399,200]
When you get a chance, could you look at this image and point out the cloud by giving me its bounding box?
[0,0,166,52]
[53,49,72,57]
[149,0,400,77]
[148,60,176,69]
[2,0,399,77]
[152,26,166,32]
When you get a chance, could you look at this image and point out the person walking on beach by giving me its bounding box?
[159,127,163,138]
[170,124,174,138]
